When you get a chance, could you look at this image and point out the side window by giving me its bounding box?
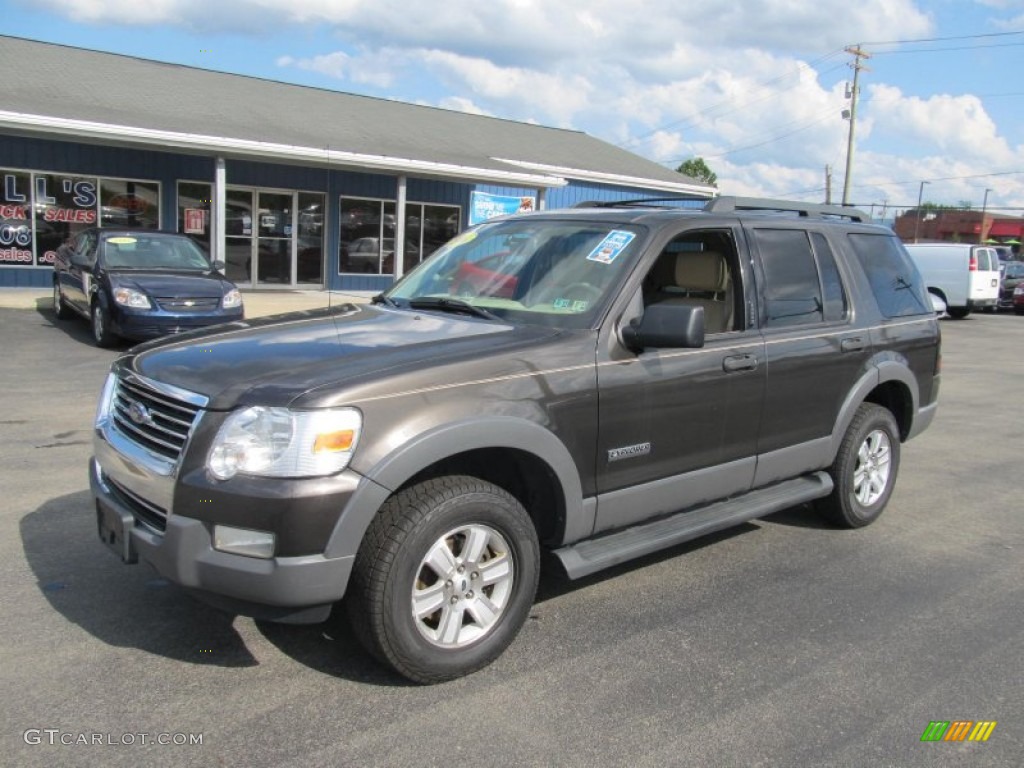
[811,232,848,322]
[641,228,740,334]
[74,231,97,261]
[848,234,931,318]
[753,228,823,327]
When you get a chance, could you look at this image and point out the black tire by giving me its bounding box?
[347,476,539,684]
[817,403,901,528]
[91,301,117,348]
[947,306,970,319]
[1016,308,1024,316]
[52,281,72,320]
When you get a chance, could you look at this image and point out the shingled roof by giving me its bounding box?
[0,35,713,195]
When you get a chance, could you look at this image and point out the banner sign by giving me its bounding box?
[184,208,206,234]
[468,192,536,226]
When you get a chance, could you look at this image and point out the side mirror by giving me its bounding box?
[622,303,705,352]
[69,251,90,268]
[212,259,226,272]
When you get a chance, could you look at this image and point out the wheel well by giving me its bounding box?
[927,287,946,304]
[864,381,913,440]
[401,448,566,546]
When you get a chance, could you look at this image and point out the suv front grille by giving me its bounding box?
[112,376,203,463]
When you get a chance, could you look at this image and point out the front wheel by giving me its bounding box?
[91,301,117,348]
[347,476,539,684]
[53,281,72,320]
[817,403,901,528]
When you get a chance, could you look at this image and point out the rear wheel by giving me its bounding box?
[817,403,901,528]
[347,476,539,684]
[947,306,970,319]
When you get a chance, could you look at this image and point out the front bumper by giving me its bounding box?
[112,307,244,340]
[91,458,354,623]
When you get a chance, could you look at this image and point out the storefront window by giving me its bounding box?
[33,174,98,267]
[177,181,211,250]
[340,197,460,276]
[1,168,161,269]
[100,179,159,230]
[0,170,33,267]
[297,192,324,284]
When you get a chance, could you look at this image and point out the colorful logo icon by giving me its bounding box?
[921,721,997,742]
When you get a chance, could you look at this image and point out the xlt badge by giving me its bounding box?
[608,442,651,462]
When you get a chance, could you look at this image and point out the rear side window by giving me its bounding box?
[753,228,825,327]
[811,233,847,322]
[848,234,932,318]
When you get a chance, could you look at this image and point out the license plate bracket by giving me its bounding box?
[96,500,137,564]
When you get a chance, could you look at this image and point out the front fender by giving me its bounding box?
[324,417,588,559]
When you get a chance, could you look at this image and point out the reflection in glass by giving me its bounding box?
[177,181,212,251]
[225,238,251,284]
[100,179,160,229]
[297,192,324,284]
[257,239,291,285]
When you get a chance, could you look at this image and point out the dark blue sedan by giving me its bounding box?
[52,229,244,346]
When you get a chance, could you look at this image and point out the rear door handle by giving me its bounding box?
[841,337,865,353]
[723,354,758,372]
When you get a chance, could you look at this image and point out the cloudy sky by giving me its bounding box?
[4,0,1024,217]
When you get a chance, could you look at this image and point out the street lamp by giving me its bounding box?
[913,181,930,243]
[980,188,993,244]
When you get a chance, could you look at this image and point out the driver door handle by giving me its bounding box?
[723,354,758,373]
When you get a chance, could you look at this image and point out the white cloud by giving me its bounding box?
[34,0,1024,209]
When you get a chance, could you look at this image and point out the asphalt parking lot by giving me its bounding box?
[1,304,1021,767]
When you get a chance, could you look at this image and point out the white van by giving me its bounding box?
[903,243,1000,318]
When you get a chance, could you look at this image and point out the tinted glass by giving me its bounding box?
[974,249,991,272]
[811,232,847,322]
[100,179,159,229]
[753,228,823,327]
[848,234,932,318]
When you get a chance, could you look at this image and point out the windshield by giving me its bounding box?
[1004,262,1024,278]
[385,218,646,328]
[102,235,213,271]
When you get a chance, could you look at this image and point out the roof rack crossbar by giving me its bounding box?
[704,196,870,222]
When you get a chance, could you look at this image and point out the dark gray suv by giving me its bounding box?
[90,197,940,683]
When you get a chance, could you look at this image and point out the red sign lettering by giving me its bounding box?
[43,208,97,224]
[0,205,27,219]
[0,247,33,263]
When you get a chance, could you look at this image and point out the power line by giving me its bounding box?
[858,29,1024,46]
[871,41,1024,55]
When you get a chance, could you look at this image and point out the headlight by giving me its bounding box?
[1015,284,1024,296]
[95,372,117,428]
[207,406,362,480]
[222,288,243,309]
[113,287,151,308]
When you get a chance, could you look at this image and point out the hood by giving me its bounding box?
[108,270,230,298]
[124,303,562,409]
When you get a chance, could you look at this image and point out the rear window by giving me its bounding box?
[848,234,932,318]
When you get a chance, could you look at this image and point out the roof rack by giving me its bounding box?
[572,196,706,209]
[703,196,870,222]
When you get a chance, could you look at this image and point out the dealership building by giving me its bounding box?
[0,35,714,292]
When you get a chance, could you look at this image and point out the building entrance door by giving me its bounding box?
[221,188,324,288]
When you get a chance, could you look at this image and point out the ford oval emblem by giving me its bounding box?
[128,401,153,427]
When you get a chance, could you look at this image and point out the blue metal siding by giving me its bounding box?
[0,135,704,289]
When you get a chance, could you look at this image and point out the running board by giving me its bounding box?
[554,472,833,580]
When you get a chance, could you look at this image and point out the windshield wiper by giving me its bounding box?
[408,296,500,321]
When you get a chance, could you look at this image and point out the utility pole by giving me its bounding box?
[913,180,930,243]
[980,188,992,244]
[825,165,832,204]
[841,45,871,206]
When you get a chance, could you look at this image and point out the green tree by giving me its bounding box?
[676,157,718,187]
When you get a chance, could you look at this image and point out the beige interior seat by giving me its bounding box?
[652,250,733,333]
